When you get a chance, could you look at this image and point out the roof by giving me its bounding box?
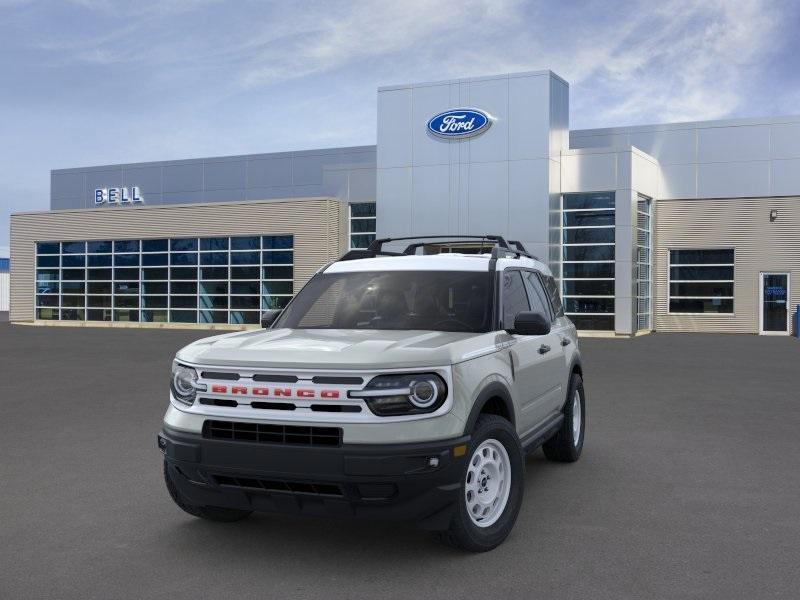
[324,253,550,274]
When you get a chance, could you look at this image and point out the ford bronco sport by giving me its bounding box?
[159,235,585,551]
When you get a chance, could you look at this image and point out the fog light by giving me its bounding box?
[428,457,439,468]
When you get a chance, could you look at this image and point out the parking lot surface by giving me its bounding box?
[1,323,799,599]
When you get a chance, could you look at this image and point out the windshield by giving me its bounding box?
[274,270,493,333]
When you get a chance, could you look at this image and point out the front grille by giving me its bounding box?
[203,420,342,447]
[212,474,343,497]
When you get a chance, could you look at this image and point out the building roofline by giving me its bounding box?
[378,69,568,92]
[572,114,800,137]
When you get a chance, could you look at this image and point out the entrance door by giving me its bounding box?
[759,273,790,335]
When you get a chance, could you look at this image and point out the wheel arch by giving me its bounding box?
[463,382,516,434]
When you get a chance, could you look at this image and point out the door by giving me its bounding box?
[500,270,564,437]
[759,273,790,335]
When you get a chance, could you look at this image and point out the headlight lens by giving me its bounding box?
[170,362,203,405]
[350,373,447,416]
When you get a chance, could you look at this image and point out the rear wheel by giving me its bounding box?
[436,414,524,552]
[163,461,252,522]
[542,373,585,462]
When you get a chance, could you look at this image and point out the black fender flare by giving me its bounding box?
[463,381,516,435]
[561,356,584,410]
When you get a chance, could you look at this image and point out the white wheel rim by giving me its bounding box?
[572,389,582,446]
[464,439,511,528]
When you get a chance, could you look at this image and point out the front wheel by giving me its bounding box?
[542,373,585,462]
[436,414,524,552]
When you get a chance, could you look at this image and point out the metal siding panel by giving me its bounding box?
[9,198,343,322]
[654,197,800,333]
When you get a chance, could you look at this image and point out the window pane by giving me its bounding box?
[87,309,112,321]
[521,272,551,319]
[231,236,259,250]
[563,245,615,261]
[115,296,138,308]
[88,254,113,267]
[262,281,293,295]
[114,240,139,253]
[170,238,197,251]
[230,251,259,265]
[562,263,615,278]
[141,310,168,322]
[542,275,564,317]
[142,268,168,280]
[563,192,615,210]
[36,242,59,254]
[62,255,86,267]
[142,239,169,252]
[62,241,86,254]
[170,252,198,266]
[199,281,228,295]
[61,309,85,320]
[231,281,259,295]
[170,310,197,323]
[350,203,376,217]
[88,241,112,253]
[563,228,615,244]
[114,309,139,322]
[88,296,112,308]
[142,253,168,266]
[262,296,291,310]
[61,295,84,307]
[200,252,228,265]
[201,267,228,280]
[263,266,293,279]
[199,295,228,309]
[200,310,228,324]
[563,211,615,227]
[88,268,112,281]
[231,296,260,309]
[262,235,293,249]
[669,299,734,313]
[502,271,530,330]
[200,237,229,251]
[670,282,734,297]
[231,266,259,279]
[37,256,59,268]
[36,269,59,281]
[62,269,85,281]
[229,310,258,324]
[170,281,197,295]
[36,308,59,320]
[563,280,615,296]
[568,314,614,330]
[114,254,139,267]
[262,251,293,264]
[142,281,168,294]
[62,282,85,294]
[114,268,139,280]
[114,281,140,294]
[88,282,111,294]
[36,281,59,294]
[350,234,375,249]
[170,267,197,280]
[170,296,196,309]
[669,266,733,281]
[351,218,376,233]
[36,295,59,307]
[670,249,734,264]
[564,297,615,313]
[142,296,168,308]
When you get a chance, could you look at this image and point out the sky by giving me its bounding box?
[1,0,799,249]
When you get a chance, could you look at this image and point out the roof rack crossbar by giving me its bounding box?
[368,235,511,254]
[339,235,538,262]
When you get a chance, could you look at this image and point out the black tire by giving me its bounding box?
[436,414,524,552]
[542,373,585,462]
[163,461,252,522]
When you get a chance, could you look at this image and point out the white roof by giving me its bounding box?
[324,252,551,275]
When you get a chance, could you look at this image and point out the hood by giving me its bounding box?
[175,328,500,370]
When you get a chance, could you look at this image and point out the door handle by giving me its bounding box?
[560,337,571,346]
[538,344,551,354]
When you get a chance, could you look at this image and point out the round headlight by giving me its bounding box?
[409,379,438,408]
[171,363,199,405]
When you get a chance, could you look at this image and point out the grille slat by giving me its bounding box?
[204,420,342,447]
[212,474,343,497]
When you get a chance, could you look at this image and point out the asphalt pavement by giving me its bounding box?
[1,323,799,599]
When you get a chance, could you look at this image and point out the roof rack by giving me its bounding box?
[338,235,537,261]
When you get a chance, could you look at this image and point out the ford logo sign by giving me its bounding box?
[427,108,493,139]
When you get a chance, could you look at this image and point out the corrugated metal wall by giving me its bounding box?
[655,197,800,333]
[10,198,345,322]
[0,271,9,312]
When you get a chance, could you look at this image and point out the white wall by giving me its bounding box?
[0,271,9,312]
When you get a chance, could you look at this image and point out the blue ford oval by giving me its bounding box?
[427,108,493,139]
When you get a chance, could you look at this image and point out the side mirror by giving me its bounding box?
[509,311,551,336]
[260,309,282,329]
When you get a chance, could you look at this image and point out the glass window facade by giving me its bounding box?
[668,249,734,314]
[561,192,615,330]
[349,203,376,249]
[35,235,294,325]
[636,197,652,330]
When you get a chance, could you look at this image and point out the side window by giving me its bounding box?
[542,274,565,318]
[522,271,552,321]
[502,270,531,329]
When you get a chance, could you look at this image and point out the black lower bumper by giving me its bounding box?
[158,426,470,530]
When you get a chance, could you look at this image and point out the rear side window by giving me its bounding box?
[522,271,552,321]
[542,274,565,318]
[501,271,531,329]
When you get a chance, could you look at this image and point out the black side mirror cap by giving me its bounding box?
[508,311,551,336]
[260,309,282,328]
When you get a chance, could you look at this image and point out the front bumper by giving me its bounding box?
[159,425,470,530]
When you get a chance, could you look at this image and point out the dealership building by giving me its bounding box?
[9,69,800,335]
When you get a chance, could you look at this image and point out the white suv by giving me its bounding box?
[159,236,585,551]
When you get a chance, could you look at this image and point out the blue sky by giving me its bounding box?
[1,0,799,249]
